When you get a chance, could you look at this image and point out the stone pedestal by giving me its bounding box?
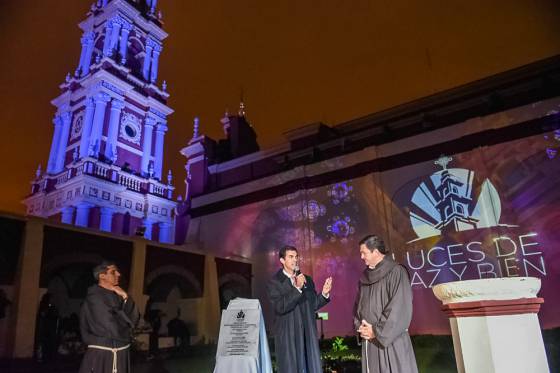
[432,278,549,373]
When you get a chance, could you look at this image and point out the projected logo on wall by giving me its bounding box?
[408,155,514,243]
[400,155,548,289]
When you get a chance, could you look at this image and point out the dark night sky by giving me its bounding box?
[0,0,559,214]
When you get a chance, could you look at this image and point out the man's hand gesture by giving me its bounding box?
[111,285,128,301]
[322,277,333,297]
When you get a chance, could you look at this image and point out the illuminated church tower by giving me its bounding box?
[23,0,176,243]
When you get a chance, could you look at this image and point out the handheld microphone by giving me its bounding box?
[294,264,306,289]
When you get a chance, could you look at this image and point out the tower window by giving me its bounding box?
[125,124,136,138]
[444,205,451,219]
[119,112,142,145]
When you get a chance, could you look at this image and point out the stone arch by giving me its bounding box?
[218,273,251,310]
[41,252,102,288]
[144,265,202,302]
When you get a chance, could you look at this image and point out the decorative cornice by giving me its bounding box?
[53,64,173,118]
[102,81,125,96]
[148,107,166,120]
[146,37,159,49]
[440,298,544,318]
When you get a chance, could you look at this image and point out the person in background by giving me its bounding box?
[79,261,140,373]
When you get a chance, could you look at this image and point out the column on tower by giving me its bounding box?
[141,116,157,175]
[54,111,73,173]
[108,19,122,57]
[47,115,63,174]
[75,203,93,227]
[104,99,125,162]
[143,218,154,240]
[119,22,132,64]
[77,33,88,75]
[60,206,75,225]
[78,31,95,77]
[82,32,95,76]
[99,207,114,232]
[88,93,111,157]
[142,38,155,81]
[150,44,162,83]
[79,97,96,158]
[158,222,172,244]
[102,21,114,57]
[153,121,167,180]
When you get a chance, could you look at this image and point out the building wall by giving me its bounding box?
[0,214,249,359]
[187,97,560,337]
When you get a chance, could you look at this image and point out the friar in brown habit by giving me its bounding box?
[354,235,418,373]
[79,261,140,373]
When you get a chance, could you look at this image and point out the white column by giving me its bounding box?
[141,116,156,175]
[143,219,154,240]
[142,43,153,81]
[109,20,122,56]
[154,121,167,180]
[79,97,96,158]
[149,0,158,14]
[102,21,114,57]
[54,111,73,173]
[104,99,125,162]
[60,206,75,224]
[47,116,63,174]
[432,278,549,373]
[77,33,89,75]
[88,92,111,157]
[158,222,173,244]
[119,23,132,64]
[75,203,93,228]
[82,32,95,75]
[99,207,114,232]
[150,44,161,83]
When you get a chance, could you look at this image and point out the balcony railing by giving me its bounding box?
[118,173,142,192]
[38,159,173,199]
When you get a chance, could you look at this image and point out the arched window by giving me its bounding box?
[444,205,451,219]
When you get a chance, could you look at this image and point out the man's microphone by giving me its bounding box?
[294,264,306,289]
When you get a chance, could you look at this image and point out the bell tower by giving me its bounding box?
[23,0,176,244]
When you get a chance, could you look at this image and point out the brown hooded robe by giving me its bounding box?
[354,257,418,373]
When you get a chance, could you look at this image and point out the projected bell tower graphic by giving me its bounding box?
[408,155,512,242]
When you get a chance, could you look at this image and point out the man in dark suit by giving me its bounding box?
[267,245,333,373]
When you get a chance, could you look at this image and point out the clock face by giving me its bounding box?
[70,114,84,140]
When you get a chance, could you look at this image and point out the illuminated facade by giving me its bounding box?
[176,56,560,337]
[23,0,175,243]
